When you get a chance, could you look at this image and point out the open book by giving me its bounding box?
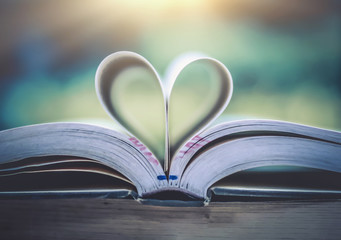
[1,51,341,204]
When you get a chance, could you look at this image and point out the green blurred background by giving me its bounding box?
[0,0,340,132]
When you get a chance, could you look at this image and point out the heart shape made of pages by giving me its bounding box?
[95,51,233,169]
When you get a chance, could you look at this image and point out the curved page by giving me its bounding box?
[0,157,133,184]
[179,135,341,199]
[96,51,166,166]
[0,123,166,196]
[169,119,341,189]
[166,53,233,163]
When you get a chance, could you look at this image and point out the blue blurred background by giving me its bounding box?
[0,0,340,131]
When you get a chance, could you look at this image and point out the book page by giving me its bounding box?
[95,51,233,172]
[0,123,167,196]
[0,156,133,184]
[96,52,167,166]
[209,166,341,200]
[171,120,341,199]
[165,53,233,166]
[0,159,137,193]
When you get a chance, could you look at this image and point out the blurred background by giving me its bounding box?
[0,0,340,132]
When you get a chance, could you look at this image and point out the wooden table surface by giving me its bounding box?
[1,198,340,240]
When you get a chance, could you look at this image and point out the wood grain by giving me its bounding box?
[0,199,340,240]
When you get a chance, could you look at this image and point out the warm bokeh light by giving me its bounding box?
[0,0,340,132]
